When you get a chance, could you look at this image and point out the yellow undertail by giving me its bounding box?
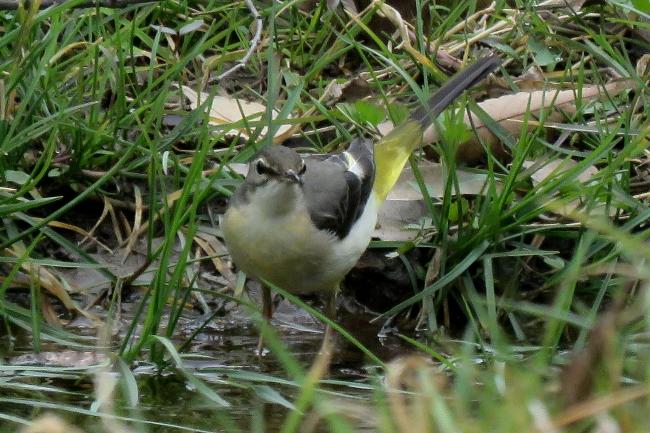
[372,120,424,202]
[371,55,501,203]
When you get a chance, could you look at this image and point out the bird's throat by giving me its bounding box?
[249,181,301,216]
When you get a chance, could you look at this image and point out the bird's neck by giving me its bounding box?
[249,182,302,216]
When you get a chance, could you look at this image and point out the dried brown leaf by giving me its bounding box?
[194,232,236,286]
[376,161,497,241]
[523,158,599,186]
[180,86,292,139]
[10,350,108,367]
[385,356,443,433]
[20,414,87,433]
[121,185,143,263]
[6,245,98,321]
[425,80,634,163]
[379,80,633,164]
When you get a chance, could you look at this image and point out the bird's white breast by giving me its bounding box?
[222,183,378,294]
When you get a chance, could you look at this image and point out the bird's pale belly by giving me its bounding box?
[222,194,377,294]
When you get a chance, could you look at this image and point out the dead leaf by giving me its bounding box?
[523,158,599,186]
[560,307,620,405]
[375,199,428,241]
[32,218,112,253]
[540,0,587,10]
[385,356,444,433]
[378,80,633,164]
[321,77,374,107]
[427,80,634,163]
[387,161,496,200]
[79,196,115,247]
[328,0,359,13]
[180,86,292,139]
[223,162,247,177]
[121,185,143,263]
[522,158,621,217]
[194,231,236,286]
[10,350,108,367]
[20,414,87,433]
[59,251,149,296]
[6,245,98,321]
[375,161,497,241]
[376,120,395,137]
[637,54,650,77]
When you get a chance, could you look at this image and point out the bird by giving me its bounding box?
[221,54,501,351]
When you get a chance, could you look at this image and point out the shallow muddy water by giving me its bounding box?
[1,296,414,432]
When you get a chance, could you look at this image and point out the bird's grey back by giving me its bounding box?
[303,137,375,239]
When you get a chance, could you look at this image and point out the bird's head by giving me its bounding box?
[246,146,306,187]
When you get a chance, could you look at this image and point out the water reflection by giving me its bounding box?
[1,297,412,432]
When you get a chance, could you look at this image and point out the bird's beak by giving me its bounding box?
[284,169,303,185]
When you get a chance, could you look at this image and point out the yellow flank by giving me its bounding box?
[372,120,424,202]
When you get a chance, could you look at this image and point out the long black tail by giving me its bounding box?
[411,54,501,128]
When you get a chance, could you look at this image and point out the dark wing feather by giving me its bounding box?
[302,137,375,239]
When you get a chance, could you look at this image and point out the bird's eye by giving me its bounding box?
[255,159,271,175]
[299,163,307,175]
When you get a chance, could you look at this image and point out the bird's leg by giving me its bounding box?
[325,290,337,325]
[319,290,337,356]
[262,284,273,321]
[257,284,273,355]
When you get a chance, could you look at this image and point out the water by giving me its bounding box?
[0,297,410,432]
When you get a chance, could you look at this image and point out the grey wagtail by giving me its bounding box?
[222,55,501,346]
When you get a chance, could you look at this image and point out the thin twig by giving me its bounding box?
[215,0,263,82]
[0,0,156,10]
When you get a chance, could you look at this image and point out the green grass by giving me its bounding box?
[1,0,650,431]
